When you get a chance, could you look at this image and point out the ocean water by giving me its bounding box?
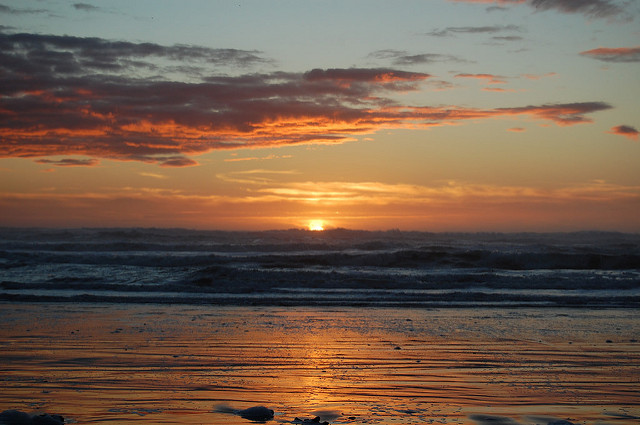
[1,228,639,308]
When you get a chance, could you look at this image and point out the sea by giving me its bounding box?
[1,227,638,308]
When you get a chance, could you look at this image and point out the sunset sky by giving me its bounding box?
[1,0,639,231]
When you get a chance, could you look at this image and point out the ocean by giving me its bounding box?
[1,228,639,308]
[2,228,639,424]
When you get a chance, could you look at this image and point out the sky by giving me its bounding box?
[1,0,639,231]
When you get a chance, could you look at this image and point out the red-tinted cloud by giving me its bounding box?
[580,46,640,63]
[495,102,611,125]
[0,32,614,166]
[455,73,508,84]
[609,125,639,140]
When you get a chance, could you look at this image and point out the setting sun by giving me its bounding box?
[308,220,325,231]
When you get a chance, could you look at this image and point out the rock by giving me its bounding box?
[0,410,32,425]
[547,421,575,425]
[293,416,329,425]
[0,411,64,425]
[31,415,64,425]
[237,406,274,422]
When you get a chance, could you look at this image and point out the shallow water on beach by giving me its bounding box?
[0,304,638,425]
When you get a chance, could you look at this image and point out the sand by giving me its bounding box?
[0,303,638,424]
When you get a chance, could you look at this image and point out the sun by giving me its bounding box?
[308,220,325,231]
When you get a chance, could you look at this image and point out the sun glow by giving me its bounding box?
[308,220,325,231]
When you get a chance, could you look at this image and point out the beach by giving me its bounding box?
[1,303,638,424]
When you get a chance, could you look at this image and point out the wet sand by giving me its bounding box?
[0,303,638,424]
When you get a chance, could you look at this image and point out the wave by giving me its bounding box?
[1,228,639,307]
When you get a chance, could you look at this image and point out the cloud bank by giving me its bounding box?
[0,32,613,166]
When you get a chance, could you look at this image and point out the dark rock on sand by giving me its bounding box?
[293,417,329,425]
[0,410,64,425]
[30,415,64,425]
[0,410,31,425]
[548,421,575,425]
[237,406,274,422]
[469,414,520,425]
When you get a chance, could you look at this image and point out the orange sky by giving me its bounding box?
[1,0,639,231]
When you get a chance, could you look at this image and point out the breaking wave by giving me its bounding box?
[1,228,638,307]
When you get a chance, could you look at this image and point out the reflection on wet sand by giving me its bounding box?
[0,304,638,424]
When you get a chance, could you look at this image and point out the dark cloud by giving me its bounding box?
[0,31,613,165]
[158,157,200,167]
[530,0,627,19]
[426,24,521,37]
[495,102,612,125]
[609,125,639,140]
[73,3,102,12]
[580,46,640,62]
[452,0,631,20]
[0,32,268,79]
[35,158,100,167]
[492,35,524,42]
[303,67,430,82]
[368,50,467,65]
[0,4,49,14]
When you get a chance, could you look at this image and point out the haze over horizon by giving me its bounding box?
[1,0,639,232]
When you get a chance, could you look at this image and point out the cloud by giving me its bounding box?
[35,158,99,167]
[609,125,639,140]
[216,169,300,185]
[455,73,508,84]
[580,46,640,62]
[158,157,199,167]
[73,3,102,12]
[1,179,638,230]
[522,72,557,80]
[0,4,50,15]
[450,0,631,20]
[426,24,521,37]
[368,50,467,65]
[493,102,611,125]
[491,35,524,42]
[303,67,431,86]
[0,31,613,165]
[507,127,526,132]
[224,154,293,162]
[529,0,627,19]
[483,87,516,92]
[139,172,168,179]
[0,32,267,77]
[449,0,525,3]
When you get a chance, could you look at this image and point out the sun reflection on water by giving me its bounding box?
[1,305,638,425]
